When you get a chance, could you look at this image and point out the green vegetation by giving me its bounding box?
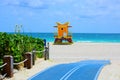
[0,32,44,65]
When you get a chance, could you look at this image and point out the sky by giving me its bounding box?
[0,0,120,33]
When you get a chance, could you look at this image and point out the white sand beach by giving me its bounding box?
[4,42,120,80]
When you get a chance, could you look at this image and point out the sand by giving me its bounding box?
[4,42,120,80]
[4,59,58,80]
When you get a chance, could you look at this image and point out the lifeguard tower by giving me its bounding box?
[54,22,73,44]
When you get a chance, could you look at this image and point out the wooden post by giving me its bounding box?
[44,47,47,60]
[44,39,46,47]
[24,52,33,69]
[44,43,49,60]
[3,55,13,78]
[32,49,36,65]
[47,43,49,60]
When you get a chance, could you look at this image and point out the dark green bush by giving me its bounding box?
[0,32,44,64]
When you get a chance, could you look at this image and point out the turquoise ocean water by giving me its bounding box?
[19,33,120,43]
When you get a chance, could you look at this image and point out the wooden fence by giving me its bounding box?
[0,42,49,80]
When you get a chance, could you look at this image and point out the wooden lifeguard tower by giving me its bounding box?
[54,22,73,44]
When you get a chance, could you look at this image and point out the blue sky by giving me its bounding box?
[0,0,120,33]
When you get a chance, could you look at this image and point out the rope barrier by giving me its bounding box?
[32,49,45,53]
[2,73,7,79]
[13,59,28,65]
[0,63,7,68]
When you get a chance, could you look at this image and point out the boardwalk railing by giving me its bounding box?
[13,59,28,65]
[13,53,32,69]
[0,63,7,68]
[0,63,7,80]
[32,42,49,61]
[0,55,14,78]
[0,42,50,79]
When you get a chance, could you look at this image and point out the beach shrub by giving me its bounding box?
[0,32,44,64]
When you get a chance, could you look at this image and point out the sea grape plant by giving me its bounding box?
[0,32,44,64]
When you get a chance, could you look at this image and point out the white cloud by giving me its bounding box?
[0,0,74,9]
[1,0,120,19]
[28,0,44,8]
[70,0,120,18]
[0,0,47,9]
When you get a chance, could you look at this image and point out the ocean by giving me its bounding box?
[20,33,120,43]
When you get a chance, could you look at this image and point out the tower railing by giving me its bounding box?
[54,32,72,37]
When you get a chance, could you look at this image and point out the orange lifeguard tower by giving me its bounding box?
[54,22,73,44]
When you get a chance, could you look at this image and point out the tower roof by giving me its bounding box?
[53,22,72,28]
